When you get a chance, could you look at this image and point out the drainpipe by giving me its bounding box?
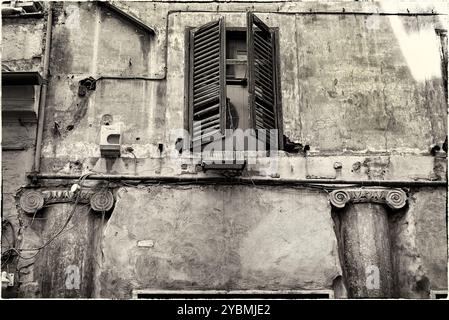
[33,2,52,173]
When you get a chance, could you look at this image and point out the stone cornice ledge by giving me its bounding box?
[329,188,407,210]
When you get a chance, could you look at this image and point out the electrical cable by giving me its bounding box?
[3,173,93,262]
[1,220,17,267]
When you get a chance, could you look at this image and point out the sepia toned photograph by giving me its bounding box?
[0,0,447,305]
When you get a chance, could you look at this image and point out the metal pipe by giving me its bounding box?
[33,3,52,173]
[2,12,44,18]
[96,76,162,82]
[27,173,447,187]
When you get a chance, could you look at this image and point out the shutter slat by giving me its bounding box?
[254,41,272,57]
[194,61,219,75]
[255,100,275,117]
[256,116,275,129]
[194,42,220,58]
[247,12,279,149]
[255,78,274,96]
[194,25,219,41]
[194,117,220,128]
[196,20,220,32]
[194,76,219,88]
[194,55,220,69]
[194,50,220,64]
[256,111,275,126]
[256,114,275,127]
[194,92,220,105]
[194,96,220,109]
[256,99,274,112]
[255,63,273,80]
[255,119,274,130]
[255,86,274,102]
[255,93,274,107]
[194,58,219,71]
[194,82,219,94]
[255,75,274,95]
[194,78,219,90]
[254,38,271,53]
[193,112,220,125]
[254,33,272,51]
[195,23,219,36]
[255,95,274,109]
[254,49,271,62]
[254,94,274,109]
[255,113,275,129]
[194,32,219,48]
[194,119,220,132]
[194,26,219,42]
[194,89,220,102]
[194,64,218,77]
[194,62,219,74]
[194,70,219,81]
[192,128,220,142]
[193,128,220,141]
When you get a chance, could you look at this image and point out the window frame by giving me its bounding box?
[184,20,284,150]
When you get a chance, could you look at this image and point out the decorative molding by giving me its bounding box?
[90,191,115,212]
[18,189,115,214]
[329,188,407,210]
[19,190,45,214]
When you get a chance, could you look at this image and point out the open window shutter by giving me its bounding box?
[189,18,226,145]
[247,13,280,148]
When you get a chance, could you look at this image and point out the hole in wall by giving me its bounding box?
[101,114,113,126]
[107,134,120,144]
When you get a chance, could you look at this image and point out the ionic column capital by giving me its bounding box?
[18,188,115,214]
[329,188,407,210]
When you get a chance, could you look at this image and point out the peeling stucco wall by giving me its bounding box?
[296,14,447,152]
[390,187,448,298]
[2,18,45,73]
[95,186,341,298]
[37,1,448,162]
[1,1,447,299]
[16,203,102,298]
[2,14,47,297]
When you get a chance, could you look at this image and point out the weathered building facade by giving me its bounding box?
[1,1,448,299]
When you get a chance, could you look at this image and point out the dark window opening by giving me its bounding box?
[226,30,249,131]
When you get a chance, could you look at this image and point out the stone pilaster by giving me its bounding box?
[329,188,407,298]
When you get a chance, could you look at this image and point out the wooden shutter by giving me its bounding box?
[189,18,226,145]
[247,13,281,148]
